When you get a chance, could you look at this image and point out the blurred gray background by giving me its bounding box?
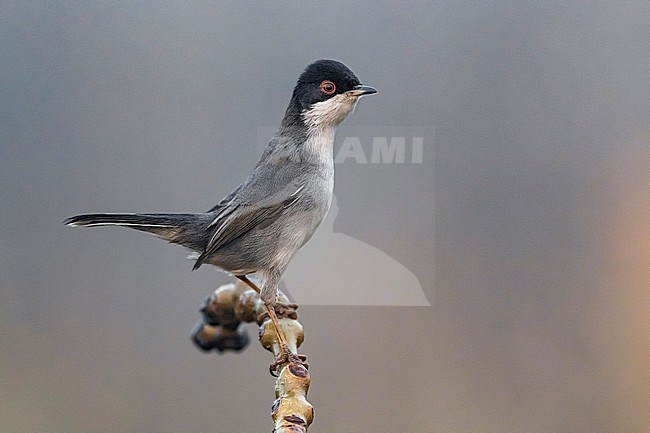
[2,1,649,432]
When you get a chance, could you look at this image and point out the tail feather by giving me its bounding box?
[64,213,181,228]
[63,213,207,251]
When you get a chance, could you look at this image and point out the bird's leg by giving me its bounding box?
[236,275,299,374]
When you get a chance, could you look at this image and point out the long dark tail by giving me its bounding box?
[63,213,208,251]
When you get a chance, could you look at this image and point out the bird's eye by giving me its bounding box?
[319,80,336,95]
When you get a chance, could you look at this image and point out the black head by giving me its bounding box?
[290,59,375,110]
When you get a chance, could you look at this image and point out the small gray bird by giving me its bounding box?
[64,59,376,369]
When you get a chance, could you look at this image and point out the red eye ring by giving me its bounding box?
[320,80,336,95]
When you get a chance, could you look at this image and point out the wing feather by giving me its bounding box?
[193,185,305,270]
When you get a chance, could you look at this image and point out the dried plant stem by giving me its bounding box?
[192,281,314,432]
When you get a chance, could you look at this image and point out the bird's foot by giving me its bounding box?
[273,302,299,320]
[269,345,308,376]
[256,301,299,323]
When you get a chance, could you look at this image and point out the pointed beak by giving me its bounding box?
[348,84,377,96]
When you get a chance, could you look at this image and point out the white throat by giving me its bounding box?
[300,93,360,166]
[301,93,359,137]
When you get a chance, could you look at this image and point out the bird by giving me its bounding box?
[64,59,376,371]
